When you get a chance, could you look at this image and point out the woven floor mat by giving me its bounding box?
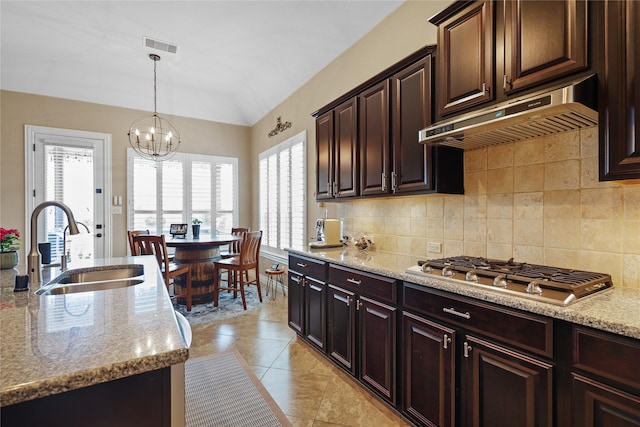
[185,350,291,427]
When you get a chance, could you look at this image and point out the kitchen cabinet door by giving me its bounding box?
[433,0,494,116]
[503,0,588,94]
[315,111,334,200]
[402,312,456,427]
[304,276,326,351]
[572,374,640,427]
[461,335,554,427]
[334,98,359,198]
[327,284,356,375]
[359,295,397,405]
[598,0,640,181]
[391,56,433,194]
[359,80,390,196]
[287,271,304,334]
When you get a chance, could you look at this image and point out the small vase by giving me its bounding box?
[192,224,200,239]
[0,251,19,269]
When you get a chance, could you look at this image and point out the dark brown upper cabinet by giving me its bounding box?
[312,46,463,202]
[359,81,390,196]
[391,56,432,194]
[598,0,640,181]
[503,0,587,94]
[315,98,359,200]
[315,111,333,200]
[430,0,589,119]
[431,0,495,117]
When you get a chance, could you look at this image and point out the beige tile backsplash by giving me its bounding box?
[336,127,640,289]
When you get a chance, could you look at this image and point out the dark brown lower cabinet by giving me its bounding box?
[287,270,304,334]
[573,374,640,427]
[304,276,326,350]
[461,335,554,427]
[326,284,397,405]
[328,284,356,374]
[402,312,456,427]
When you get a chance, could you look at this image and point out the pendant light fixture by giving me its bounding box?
[128,53,181,161]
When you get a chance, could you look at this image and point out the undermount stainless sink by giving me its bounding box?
[36,264,145,295]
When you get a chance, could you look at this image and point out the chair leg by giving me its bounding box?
[255,268,262,303]
[239,271,247,310]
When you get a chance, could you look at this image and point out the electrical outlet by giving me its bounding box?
[111,206,122,215]
[427,242,442,253]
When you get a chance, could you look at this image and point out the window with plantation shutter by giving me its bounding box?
[127,149,238,236]
[259,131,306,260]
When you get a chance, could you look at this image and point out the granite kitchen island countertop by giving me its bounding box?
[288,247,640,340]
[0,255,189,407]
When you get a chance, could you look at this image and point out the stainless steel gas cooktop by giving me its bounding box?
[405,256,613,306]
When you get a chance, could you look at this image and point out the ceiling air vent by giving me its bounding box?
[143,37,178,54]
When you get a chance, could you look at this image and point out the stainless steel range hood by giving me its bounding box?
[419,74,598,150]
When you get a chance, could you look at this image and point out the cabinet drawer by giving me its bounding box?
[329,264,396,304]
[403,283,553,357]
[289,254,326,281]
[574,327,640,390]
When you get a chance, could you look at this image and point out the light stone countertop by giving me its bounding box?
[288,247,640,340]
[0,256,189,407]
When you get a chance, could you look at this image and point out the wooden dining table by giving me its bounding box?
[166,233,241,305]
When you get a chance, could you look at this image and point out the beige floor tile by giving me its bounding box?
[261,367,331,419]
[187,288,410,426]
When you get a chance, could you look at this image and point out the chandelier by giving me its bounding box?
[128,53,181,161]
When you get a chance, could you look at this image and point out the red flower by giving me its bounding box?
[0,227,20,252]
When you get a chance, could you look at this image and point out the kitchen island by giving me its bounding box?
[0,255,189,426]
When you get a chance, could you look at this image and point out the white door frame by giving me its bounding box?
[25,125,113,259]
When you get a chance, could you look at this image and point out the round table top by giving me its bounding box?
[165,233,241,247]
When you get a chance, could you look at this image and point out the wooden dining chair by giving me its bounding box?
[219,227,249,259]
[127,229,150,256]
[132,234,193,312]
[213,230,262,310]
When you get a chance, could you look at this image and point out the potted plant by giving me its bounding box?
[191,218,202,238]
[0,227,21,269]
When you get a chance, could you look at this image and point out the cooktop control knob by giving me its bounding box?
[526,280,543,295]
[442,265,455,277]
[465,270,478,282]
[493,275,508,288]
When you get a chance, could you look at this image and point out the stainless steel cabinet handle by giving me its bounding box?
[333,182,338,196]
[391,171,397,192]
[443,334,452,350]
[347,278,362,286]
[291,275,300,283]
[381,173,387,191]
[482,82,489,94]
[296,262,307,268]
[328,181,332,196]
[356,299,363,310]
[463,341,473,358]
[503,75,512,89]
[346,296,351,306]
[443,307,471,320]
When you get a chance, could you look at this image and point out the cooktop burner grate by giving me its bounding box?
[409,256,614,305]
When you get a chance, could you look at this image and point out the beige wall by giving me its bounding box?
[249,1,640,289]
[0,90,252,258]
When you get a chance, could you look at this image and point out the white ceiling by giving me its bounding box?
[1,1,404,126]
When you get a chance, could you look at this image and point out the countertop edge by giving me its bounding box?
[1,348,188,407]
[287,248,640,340]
